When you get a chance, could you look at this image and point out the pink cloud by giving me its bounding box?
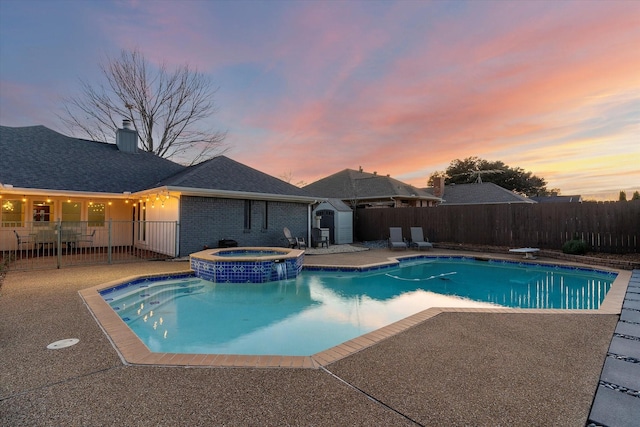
[230,1,639,199]
[6,0,634,200]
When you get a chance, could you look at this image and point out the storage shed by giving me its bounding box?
[312,199,353,244]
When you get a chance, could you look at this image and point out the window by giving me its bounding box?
[33,200,54,224]
[244,200,252,230]
[1,199,25,227]
[88,203,105,227]
[263,201,269,230]
[62,201,81,223]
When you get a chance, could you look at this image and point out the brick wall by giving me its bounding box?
[179,196,308,256]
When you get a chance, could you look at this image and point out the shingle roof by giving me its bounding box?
[158,155,311,197]
[324,198,352,212]
[0,125,184,193]
[0,125,311,199]
[530,195,582,203]
[304,169,440,201]
[433,182,536,205]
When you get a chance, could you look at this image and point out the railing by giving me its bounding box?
[1,220,178,270]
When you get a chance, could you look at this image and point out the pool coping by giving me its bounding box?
[78,254,631,369]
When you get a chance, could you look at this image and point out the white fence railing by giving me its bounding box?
[1,220,178,270]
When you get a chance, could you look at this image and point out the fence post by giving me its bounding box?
[108,219,112,264]
[175,221,180,257]
[56,218,62,269]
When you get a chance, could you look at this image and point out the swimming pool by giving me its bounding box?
[98,257,616,356]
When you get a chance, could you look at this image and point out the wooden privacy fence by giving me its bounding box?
[355,201,640,253]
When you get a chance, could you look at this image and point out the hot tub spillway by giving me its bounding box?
[273,259,289,280]
[189,247,304,283]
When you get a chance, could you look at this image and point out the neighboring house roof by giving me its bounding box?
[304,169,441,203]
[0,125,184,193]
[430,182,536,205]
[157,155,311,197]
[0,125,314,201]
[530,195,582,203]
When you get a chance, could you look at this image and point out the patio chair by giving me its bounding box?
[283,227,306,249]
[35,228,57,254]
[388,227,408,250]
[311,227,329,248]
[77,229,96,248]
[410,227,433,250]
[14,230,35,251]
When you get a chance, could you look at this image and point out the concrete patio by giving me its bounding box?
[0,249,632,426]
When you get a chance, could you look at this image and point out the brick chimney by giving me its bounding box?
[116,119,138,153]
[433,176,445,197]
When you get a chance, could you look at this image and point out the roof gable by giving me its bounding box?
[304,169,439,201]
[436,182,535,205]
[316,198,352,212]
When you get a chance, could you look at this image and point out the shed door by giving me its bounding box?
[316,210,335,244]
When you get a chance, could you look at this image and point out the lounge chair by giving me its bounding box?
[410,227,433,250]
[388,227,408,250]
[283,227,306,249]
[311,227,329,248]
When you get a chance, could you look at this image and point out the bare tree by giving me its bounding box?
[278,171,307,187]
[60,49,226,164]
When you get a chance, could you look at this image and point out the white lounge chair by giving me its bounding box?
[388,227,408,250]
[410,227,433,250]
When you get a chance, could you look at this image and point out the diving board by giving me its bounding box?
[509,247,540,259]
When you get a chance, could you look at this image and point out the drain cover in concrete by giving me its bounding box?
[47,338,79,349]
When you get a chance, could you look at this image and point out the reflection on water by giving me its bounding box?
[104,259,615,356]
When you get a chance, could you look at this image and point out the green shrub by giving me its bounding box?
[562,239,589,255]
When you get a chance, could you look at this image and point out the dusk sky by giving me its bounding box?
[1,0,638,200]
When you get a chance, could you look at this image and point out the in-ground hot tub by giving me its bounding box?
[190,247,305,283]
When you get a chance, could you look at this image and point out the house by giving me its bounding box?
[0,124,317,257]
[427,177,536,205]
[304,167,442,209]
[530,195,582,203]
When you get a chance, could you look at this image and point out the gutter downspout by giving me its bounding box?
[307,203,313,248]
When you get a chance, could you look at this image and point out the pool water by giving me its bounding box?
[101,258,616,356]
